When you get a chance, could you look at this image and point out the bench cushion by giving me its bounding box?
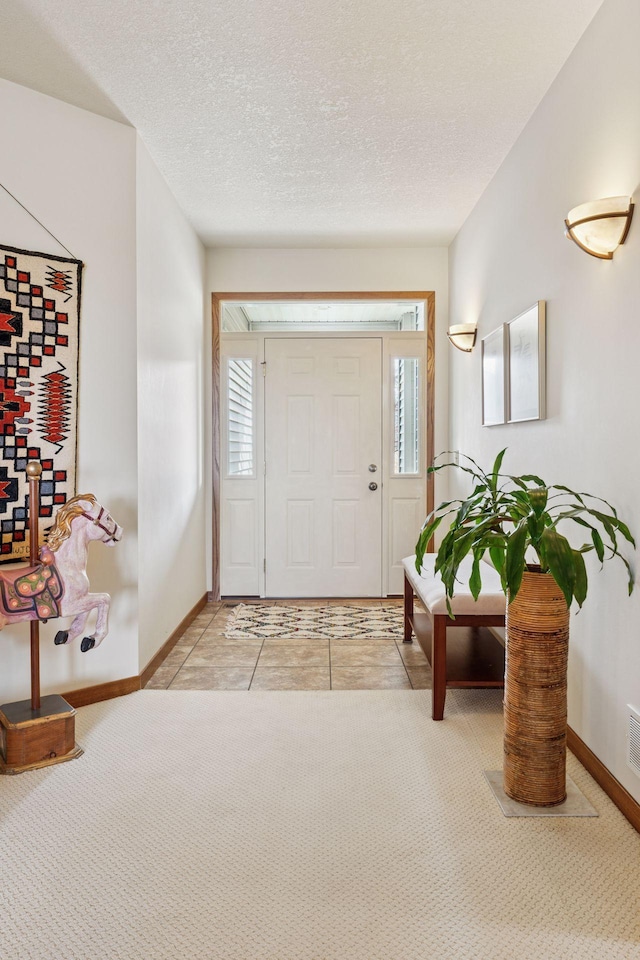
[403,554,506,616]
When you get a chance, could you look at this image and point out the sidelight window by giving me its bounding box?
[393,357,420,475]
[227,358,254,476]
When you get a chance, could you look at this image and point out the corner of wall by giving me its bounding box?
[135,141,208,671]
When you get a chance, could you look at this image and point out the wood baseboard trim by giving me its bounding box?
[59,594,209,709]
[140,592,209,688]
[567,725,640,834]
[63,675,141,709]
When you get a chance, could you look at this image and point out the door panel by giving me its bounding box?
[265,338,382,597]
[332,500,358,566]
[227,500,257,567]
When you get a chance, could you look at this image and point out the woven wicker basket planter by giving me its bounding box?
[504,568,570,806]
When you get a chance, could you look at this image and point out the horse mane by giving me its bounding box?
[46,494,97,553]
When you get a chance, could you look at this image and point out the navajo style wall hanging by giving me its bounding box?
[0,244,82,561]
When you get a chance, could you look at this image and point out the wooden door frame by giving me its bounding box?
[211,291,435,601]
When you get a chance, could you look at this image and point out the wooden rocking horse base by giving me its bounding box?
[0,695,83,775]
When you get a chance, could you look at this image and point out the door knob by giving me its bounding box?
[368,482,378,491]
[368,464,377,472]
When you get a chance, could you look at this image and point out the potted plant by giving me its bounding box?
[415,449,635,806]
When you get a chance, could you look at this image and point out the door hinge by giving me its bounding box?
[263,558,266,573]
[261,361,267,377]
[263,461,266,476]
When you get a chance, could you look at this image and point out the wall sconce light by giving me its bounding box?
[565,196,634,259]
[447,323,477,352]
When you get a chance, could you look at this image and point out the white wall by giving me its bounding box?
[136,139,207,670]
[448,0,640,799]
[207,246,449,593]
[0,79,139,701]
[0,80,208,700]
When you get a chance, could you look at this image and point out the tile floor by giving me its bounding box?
[144,600,433,691]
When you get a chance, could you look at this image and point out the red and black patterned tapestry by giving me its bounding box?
[0,244,81,562]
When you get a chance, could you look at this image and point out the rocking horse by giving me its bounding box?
[0,492,122,651]
[0,461,122,775]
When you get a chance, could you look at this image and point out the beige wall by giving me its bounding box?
[448,0,640,799]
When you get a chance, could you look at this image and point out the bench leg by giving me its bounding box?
[403,574,414,643]
[431,615,447,720]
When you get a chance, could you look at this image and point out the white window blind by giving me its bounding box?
[393,357,420,475]
[227,358,254,476]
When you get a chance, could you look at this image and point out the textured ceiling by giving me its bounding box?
[0,0,604,247]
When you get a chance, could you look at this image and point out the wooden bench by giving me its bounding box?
[402,555,506,720]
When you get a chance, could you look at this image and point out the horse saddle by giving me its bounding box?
[0,555,63,621]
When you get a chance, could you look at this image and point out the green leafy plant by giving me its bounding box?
[415,449,635,613]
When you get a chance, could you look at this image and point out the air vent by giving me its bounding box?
[629,705,640,777]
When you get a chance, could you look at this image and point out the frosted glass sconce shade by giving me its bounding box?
[565,196,634,259]
[447,323,477,352]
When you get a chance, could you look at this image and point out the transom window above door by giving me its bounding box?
[222,300,425,332]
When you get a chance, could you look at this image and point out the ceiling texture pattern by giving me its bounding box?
[0,0,604,247]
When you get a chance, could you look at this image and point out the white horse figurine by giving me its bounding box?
[0,494,122,652]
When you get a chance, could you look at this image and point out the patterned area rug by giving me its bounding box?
[224,604,404,640]
[0,244,82,561]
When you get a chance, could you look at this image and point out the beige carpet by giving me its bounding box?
[2,689,639,959]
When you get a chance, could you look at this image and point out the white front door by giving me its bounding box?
[265,338,382,597]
